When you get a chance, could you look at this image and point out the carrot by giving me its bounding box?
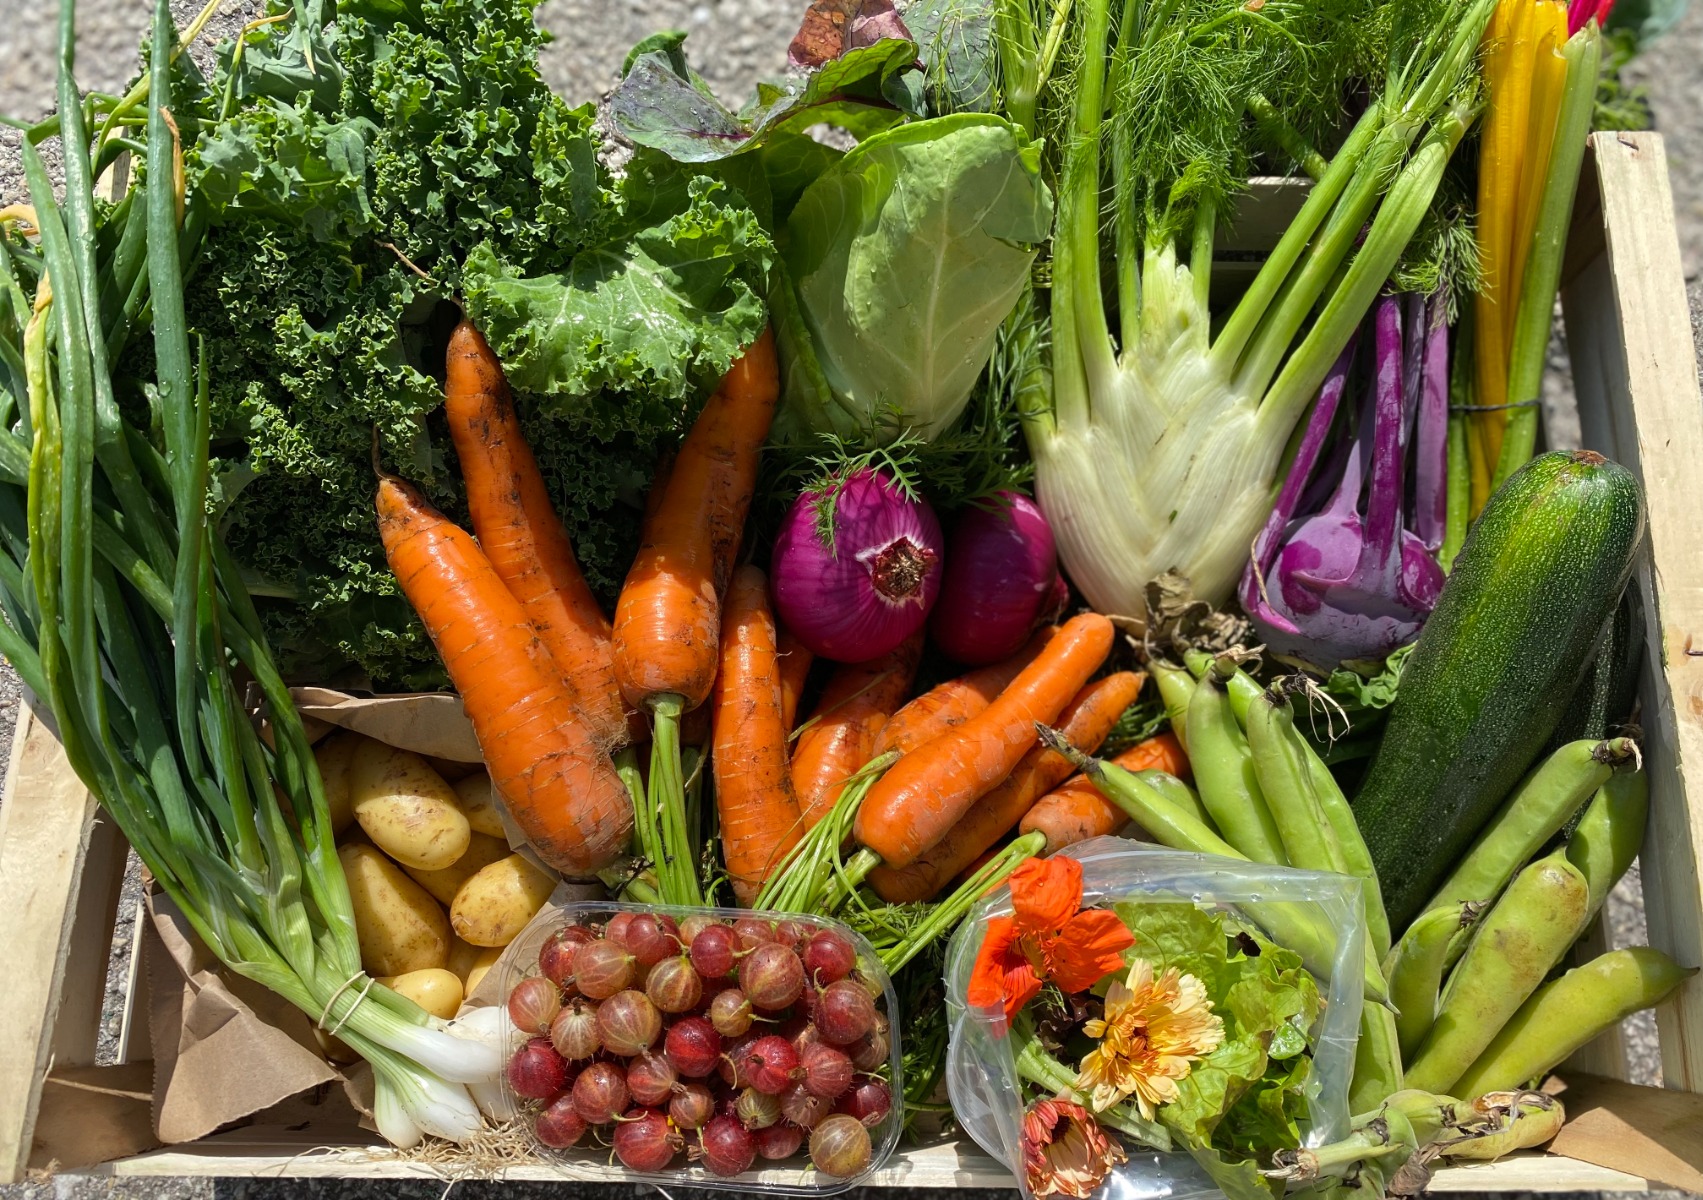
[376,476,633,873]
[443,320,639,749]
[853,613,1115,869]
[713,565,805,906]
[1020,732,1191,854]
[777,627,814,732]
[613,329,779,713]
[867,671,1142,902]
[612,330,779,905]
[791,634,923,828]
[870,626,1057,758]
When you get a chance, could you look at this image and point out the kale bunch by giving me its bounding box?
[178,0,770,687]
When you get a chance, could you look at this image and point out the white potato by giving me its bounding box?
[402,832,511,906]
[339,843,451,976]
[451,854,555,948]
[350,740,470,870]
[452,772,508,840]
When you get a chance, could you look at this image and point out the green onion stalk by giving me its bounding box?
[0,0,503,1145]
[1013,0,1497,622]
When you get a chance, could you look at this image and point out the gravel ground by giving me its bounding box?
[1,1,1702,1198]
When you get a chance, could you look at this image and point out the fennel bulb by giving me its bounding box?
[1019,0,1496,622]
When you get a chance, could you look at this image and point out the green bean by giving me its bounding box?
[1150,658,1196,753]
[1247,685,1344,873]
[1452,947,1694,1097]
[1350,1005,1404,1114]
[1183,647,1261,723]
[1405,852,1591,1095]
[1037,726,1390,1004]
[1185,664,1288,864]
[1566,770,1648,921]
[1386,900,1484,1059]
[1135,768,1212,828]
[1424,737,1634,914]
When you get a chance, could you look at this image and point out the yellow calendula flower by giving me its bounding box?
[1076,957,1225,1117]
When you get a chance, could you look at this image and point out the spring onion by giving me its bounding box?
[0,0,499,1144]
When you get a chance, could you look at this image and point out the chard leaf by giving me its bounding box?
[777,112,1052,443]
[608,36,916,165]
[904,0,1000,115]
[461,178,773,422]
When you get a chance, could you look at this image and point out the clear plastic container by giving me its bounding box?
[944,837,1368,1200]
[493,899,904,1193]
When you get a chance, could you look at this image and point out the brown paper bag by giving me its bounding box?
[291,687,484,763]
[145,889,348,1143]
[1546,1072,1703,1190]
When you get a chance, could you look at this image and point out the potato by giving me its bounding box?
[446,934,483,981]
[339,843,451,976]
[350,740,470,870]
[463,946,504,996]
[402,832,511,906]
[379,968,465,1020]
[452,772,508,840]
[314,731,363,836]
[451,853,555,948]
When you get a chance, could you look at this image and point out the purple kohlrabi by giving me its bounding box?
[1239,293,1449,670]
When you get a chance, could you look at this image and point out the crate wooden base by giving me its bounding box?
[58,1128,1654,1192]
[5,130,1702,1192]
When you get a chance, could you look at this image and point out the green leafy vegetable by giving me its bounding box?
[178,0,766,686]
[461,178,773,415]
[1112,901,1322,1172]
[774,112,1053,443]
[607,37,917,165]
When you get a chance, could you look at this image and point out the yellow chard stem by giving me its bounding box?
[1470,0,1537,514]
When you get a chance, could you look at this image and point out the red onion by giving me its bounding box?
[771,469,944,662]
[929,492,1059,665]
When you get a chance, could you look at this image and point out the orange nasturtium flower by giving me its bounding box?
[966,857,1136,1024]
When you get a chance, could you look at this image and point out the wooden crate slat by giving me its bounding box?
[0,703,110,1184]
[1563,131,1703,1093]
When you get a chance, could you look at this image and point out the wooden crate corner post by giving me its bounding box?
[1563,130,1703,1094]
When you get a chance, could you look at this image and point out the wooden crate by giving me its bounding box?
[1,131,1699,1191]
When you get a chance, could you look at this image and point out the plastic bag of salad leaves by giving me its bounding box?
[943,837,1365,1200]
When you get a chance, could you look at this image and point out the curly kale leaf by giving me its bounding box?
[462,178,773,423]
[180,0,745,686]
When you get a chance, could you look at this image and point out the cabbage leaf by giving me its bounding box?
[775,113,1053,443]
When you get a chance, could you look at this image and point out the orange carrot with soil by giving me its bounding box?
[868,670,1143,902]
[871,625,1056,757]
[376,475,633,874]
[777,627,814,733]
[443,320,639,749]
[713,565,805,906]
[791,634,923,828]
[853,612,1115,868]
[612,329,780,904]
[1020,732,1190,853]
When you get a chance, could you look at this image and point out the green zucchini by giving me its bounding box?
[1355,451,1645,929]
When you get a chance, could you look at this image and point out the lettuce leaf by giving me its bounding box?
[1112,901,1322,1172]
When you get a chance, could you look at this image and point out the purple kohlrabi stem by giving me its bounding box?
[1413,295,1450,552]
[1249,333,1360,574]
[1356,294,1407,586]
[1399,292,1427,452]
